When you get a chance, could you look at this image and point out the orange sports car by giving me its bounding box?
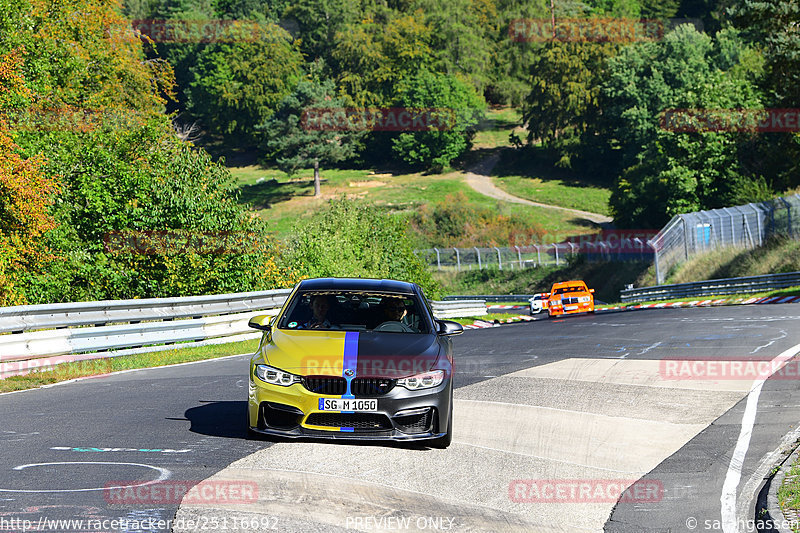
[546,280,595,317]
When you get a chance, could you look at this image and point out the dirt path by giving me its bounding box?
[463,152,613,226]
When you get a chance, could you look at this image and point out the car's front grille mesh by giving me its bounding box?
[301,377,396,396]
[351,378,395,396]
[302,377,346,395]
[305,413,393,431]
[393,410,432,434]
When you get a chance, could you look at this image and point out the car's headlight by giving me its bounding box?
[578,296,591,303]
[254,364,300,386]
[397,370,445,390]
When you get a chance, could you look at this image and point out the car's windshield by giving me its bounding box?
[278,290,430,333]
[554,286,585,294]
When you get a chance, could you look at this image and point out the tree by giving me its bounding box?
[259,79,364,196]
[284,0,362,62]
[331,10,435,107]
[0,124,58,305]
[603,25,766,227]
[391,70,486,171]
[522,40,619,145]
[414,0,499,94]
[187,22,303,145]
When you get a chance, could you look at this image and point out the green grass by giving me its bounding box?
[224,108,609,242]
[636,235,800,287]
[0,339,259,394]
[492,174,612,215]
[449,312,522,325]
[472,107,525,149]
[488,145,612,216]
[778,446,800,533]
[230,164,600,240]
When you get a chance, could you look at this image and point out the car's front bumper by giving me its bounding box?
[549,302,594,316]
[248,376,452,442]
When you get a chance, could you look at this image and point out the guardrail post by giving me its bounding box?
[749,204,763,246]
[649,240,662,284]
[514,245,522,269]
[433,247,441,270]
[493,247,502,270]
[453,248,461,271]
[474,247,482,270]
[534,244,541,266]
[553,244,560,265]
[680,216,689,259]
[782,196,793,237]
[724,207,736,245]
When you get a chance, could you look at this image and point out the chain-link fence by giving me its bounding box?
[650,194,800,284]
[416,240,653,271]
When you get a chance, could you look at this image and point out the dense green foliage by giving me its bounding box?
[186,22,303,146]
[0,0,298,304]
[282,198,440,297]
[392,71,486,170]
[408,192,545,247]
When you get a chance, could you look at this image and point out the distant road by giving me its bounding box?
[463,152,614,226]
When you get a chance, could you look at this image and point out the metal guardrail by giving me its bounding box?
[430,300,488,318]
[444,294,536,302]
[0,291,487,378]
[620,271,800,303]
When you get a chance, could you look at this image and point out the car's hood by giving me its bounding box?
[261,329,441,378]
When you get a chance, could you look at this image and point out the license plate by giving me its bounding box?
[319,398,377,412]
[564,305,578,311]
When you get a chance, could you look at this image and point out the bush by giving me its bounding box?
[15,115,299,303]
[282,198,440,298]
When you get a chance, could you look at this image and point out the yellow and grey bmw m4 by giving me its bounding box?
[247,278,463,448]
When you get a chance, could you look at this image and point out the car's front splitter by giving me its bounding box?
[248,425,447,442]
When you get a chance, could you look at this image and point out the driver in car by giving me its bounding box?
[370,297,417,332]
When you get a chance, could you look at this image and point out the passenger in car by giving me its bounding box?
[303,294,337,329]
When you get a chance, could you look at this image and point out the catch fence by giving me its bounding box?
[650,194,800,284]
[416,240,653,271]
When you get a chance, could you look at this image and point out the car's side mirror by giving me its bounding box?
[248,315,274,331]
[436,320,463,336]
[589,288,595,293]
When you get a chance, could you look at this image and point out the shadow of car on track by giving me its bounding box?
[184,400,444,451]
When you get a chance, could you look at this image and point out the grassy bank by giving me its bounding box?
[435,258,652,304]
[636,235,800,287]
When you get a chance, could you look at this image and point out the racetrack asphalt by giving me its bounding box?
[1,305,800,532]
